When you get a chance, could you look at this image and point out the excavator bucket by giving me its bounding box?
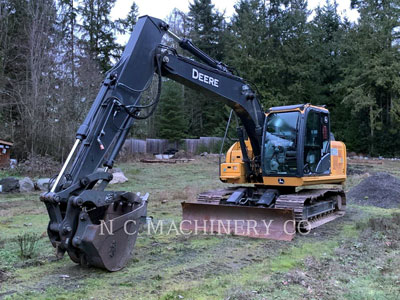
[72,194,148,271]
[181,202,296,241]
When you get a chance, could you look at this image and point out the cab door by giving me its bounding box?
[303,109,331,175]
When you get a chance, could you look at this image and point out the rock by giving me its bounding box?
[36,178,51,191]
[200,152,208,156]
[109,172,128,184]
[0,177,19,193]
[19,177,35,193]
[161,199,168,204]
[111,167,122,173]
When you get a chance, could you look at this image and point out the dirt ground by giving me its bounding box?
[1,157,400,299]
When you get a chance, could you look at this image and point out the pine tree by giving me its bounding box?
[116,2,139,34]
[225,0,269,103]
[78,0,119,72]
[185,0,228,137]
[266,0,313,105]
[155,80,187,140]
[308,1,351,143]
[225,0,314,108]
[338,0,400,155]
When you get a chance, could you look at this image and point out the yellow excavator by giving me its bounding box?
[182,104,346,241]
[42,16,346,271]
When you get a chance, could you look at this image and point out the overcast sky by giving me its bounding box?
[111,0,359,22]
[110,0,359,43]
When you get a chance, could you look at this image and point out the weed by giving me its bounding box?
[160,290,186,300]
[15,232,40,259]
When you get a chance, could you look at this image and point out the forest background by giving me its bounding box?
[1,0,399,160]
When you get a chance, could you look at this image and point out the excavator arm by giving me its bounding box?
[40,15,266,271]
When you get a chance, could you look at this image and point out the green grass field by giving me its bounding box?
[1,157,400,299]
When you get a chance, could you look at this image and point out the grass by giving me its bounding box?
[0,157,400,299]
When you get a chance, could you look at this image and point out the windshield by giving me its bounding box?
[263,111,299,175]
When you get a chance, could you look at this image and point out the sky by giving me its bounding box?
[110,0,359,23]
[110,0,359,44]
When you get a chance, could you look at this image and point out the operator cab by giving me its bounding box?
[262,104,331,177]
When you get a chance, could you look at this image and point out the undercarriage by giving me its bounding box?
[181,185,346,241]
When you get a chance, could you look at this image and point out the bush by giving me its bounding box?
[195,143,210,155]
[15,233,40,259]
[16,153,60,177]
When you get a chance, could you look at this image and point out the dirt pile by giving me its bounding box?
[348,172,400,208]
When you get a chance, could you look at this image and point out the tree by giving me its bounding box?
[266,0,314,105]
[308,1,351,142]
[155,80,187,140]
[224,0,269,102]
[187,0,226,60]
[116,2,139,34]
[226,0,314,109]
[59,0,77,88]
[78,0,119,72]
[184,0,228,137]
[9,0,59,156]
[338,0,400,155]
[0,0,18,142]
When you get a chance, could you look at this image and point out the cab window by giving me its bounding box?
[263,111,299,175]
[304,110,330,175]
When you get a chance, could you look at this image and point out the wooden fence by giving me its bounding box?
[123,137,223,154]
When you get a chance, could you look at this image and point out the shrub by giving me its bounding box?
[16,153,60,177]
[195,143,210,155]
[15,233,40,259]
